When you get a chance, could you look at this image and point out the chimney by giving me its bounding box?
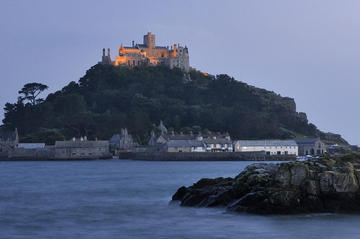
[132,41,135,47]
[102,48,105,57]
[107,48,110,57]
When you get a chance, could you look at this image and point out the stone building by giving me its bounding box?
[54,139,111,159]
[203,133,233,152]
[109,128,138,153]
[0,128,18,154]
[148,121,232,152]
[294,138,325,156]
[234,140,298,156]
[100,32,190,72]
[165,140,206,152]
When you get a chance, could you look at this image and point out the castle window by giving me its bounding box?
[161,54,164,57]
[133,60,135,65]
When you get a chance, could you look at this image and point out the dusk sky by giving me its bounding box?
[1,0,359,144]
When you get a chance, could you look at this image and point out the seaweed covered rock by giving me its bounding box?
[172,154,360,214]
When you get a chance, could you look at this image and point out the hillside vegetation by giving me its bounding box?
[3,64,321,144]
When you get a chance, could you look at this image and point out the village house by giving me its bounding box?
[165,140,206,152]
[234,140,299,156]
[148,121,232,152]
[294,138,325,156]
[54,138,111,159]
[203,133,233,152]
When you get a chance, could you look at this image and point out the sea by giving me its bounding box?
[1,160,360,239]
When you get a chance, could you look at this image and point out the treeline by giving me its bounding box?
[2,64,318,144]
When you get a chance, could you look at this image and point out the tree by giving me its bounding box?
[19,83,48,105]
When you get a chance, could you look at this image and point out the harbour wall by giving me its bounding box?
[0,150,295,161]
[0,147,112,161]
[118,151,296,161]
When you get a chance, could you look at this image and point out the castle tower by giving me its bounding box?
[119,44,125,55]
[144,32,155,49]
[101,48,111,64]
[172,44,177,57]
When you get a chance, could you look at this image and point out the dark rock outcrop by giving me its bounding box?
[319,132,349,145]
[172,154,360,214]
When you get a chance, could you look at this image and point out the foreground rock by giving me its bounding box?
[172,154,360,214]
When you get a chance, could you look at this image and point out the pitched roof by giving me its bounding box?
[168,135,196,140]
[294,138,321,145]
[235,140,298,147]
[18,143,45,149]
[203,137,232,144]
[109,134,121,144]
[55,140,109,148]
[166,140,205,148]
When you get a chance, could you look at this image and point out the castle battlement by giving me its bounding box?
[100,32,190,72]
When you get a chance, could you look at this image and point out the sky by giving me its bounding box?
[0,0,359,145]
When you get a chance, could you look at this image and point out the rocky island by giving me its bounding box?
[172,154,360,214]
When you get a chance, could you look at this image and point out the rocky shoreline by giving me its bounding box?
[172,154,360,214]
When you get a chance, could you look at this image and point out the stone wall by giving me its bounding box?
[6,147,55,160]
[0,145,111,161]
[118,151,295,161]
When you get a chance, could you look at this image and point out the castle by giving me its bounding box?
[100,32,190,72]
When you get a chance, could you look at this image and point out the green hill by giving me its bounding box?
[2,64,330,144]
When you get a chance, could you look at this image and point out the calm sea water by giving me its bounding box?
[1,160,360,239]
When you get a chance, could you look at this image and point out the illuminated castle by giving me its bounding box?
[100,32,190,72]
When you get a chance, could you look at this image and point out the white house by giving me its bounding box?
[234,140,298,156]
[203,134,233,152]
[165,140,206,152]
